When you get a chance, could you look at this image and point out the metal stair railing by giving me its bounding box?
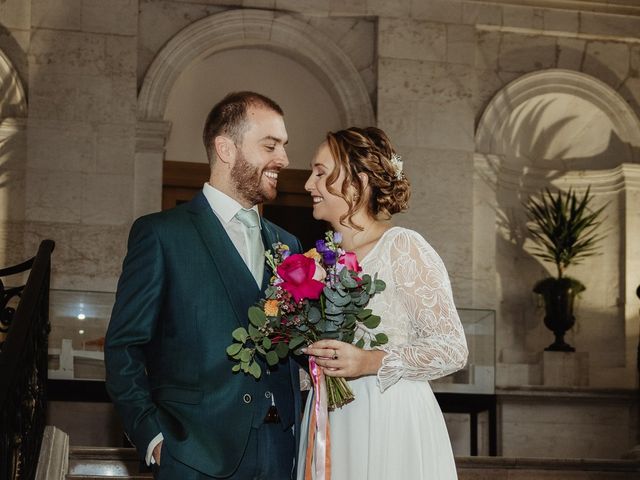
[0,240,55,480]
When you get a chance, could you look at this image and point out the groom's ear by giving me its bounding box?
[214,135,236,165]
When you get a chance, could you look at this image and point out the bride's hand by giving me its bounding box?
[302,340,386,378]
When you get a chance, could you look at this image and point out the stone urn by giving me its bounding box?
[533,277,585,352]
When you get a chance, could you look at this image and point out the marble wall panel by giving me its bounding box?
[81,174,134,226]
[27,121,96,173]
[501,5,535,30]
[29,73,136,125]
[447,24,476,66]
[25,170,84,224]
[0,220,24,268]
[137,0,228,85]
[81,0,137,36]
[543,9,579,33]
[461,3,502,27]
[328,0,366,16]
[306,16,376,99]
[475,30,500,70]
[500,398,635,458]
[395,147,474,305]
[29,30,106,78]
[498,32,556,73]
[96,125,135,176]
[379,18,447,63]
[379,57,475,107]
[410,0,463,24]
[583,41,631,89]
[0,0,31,30]
[31,0,81,30]
[579,11,640,39]
[557,38,587,71]
[366,0,411,18]
[23,221,128,291]
[0,169,25,222]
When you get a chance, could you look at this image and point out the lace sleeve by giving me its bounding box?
[377,230,468,392]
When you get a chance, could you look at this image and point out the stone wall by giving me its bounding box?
[1,0,639,459]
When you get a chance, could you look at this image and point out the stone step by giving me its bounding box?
[67,447,151,478]
[67,447,640,479]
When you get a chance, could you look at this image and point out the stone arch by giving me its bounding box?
[476,68,640,166]
[0,48,27,118]
[138,9,374,126]
[472,69,640,386]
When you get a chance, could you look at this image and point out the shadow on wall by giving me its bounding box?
[478,96,639,363]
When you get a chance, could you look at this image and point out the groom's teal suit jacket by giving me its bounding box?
[105,192,302,477]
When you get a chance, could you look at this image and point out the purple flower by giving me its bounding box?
[316,239,329,253]
[322,250,337,266]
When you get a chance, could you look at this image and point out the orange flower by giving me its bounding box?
[264,299,279,316]
[304,248,322,262]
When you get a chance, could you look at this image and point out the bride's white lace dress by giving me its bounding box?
[298,226,468,480]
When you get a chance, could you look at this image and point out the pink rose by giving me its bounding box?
[338,251,361,272]
[277,254,325,302]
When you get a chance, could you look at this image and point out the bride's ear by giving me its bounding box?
[357,171,370,191]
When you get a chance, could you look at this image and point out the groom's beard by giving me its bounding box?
[231,148,277,206]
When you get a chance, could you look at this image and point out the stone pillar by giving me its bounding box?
[134,120,171,219]
[26,0,139,291]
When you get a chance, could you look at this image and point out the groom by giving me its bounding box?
[105,92,302,479]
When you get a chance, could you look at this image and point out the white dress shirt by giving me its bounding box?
[146,183,263,465]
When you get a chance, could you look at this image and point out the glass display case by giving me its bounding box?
[48,289,114,381]
[431,308,495,395]
[47,291,496,392]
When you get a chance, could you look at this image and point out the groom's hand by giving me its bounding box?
[153,441,162,466]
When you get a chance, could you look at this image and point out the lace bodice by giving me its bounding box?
[359,227,468,392]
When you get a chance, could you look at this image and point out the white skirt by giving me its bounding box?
[297,375,458,480]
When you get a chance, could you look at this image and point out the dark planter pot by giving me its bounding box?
[533,277,585,352]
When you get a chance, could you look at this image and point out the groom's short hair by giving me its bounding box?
[203,91,284,164]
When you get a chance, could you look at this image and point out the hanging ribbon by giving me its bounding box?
[305,356,331,480]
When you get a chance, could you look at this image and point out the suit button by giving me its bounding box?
[243,394,252,404]
[265,391,272,399]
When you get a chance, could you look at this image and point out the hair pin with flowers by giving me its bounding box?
[390,153,403,180]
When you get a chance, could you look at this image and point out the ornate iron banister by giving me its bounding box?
[0,240,55,480]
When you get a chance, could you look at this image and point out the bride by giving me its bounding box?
[299,127,468,479]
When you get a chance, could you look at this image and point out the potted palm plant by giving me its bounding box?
[524,186,606,352]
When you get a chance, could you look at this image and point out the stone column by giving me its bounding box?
[134,120,171,219]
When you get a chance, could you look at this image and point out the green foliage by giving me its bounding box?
[523,186,606,279]
[227,268,388,380]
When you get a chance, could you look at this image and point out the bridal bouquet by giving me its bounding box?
[226,231,387,410]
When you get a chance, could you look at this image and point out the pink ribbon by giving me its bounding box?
[305,356,331,480]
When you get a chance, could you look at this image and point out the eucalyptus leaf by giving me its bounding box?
[248,323,260,340]
[263,337,272,349]
[288,335,306,351]
[231,364,241,373]
[240,348,252,363]
[226,343,242,356]
[355,338,365,349]
[232,327,249,343]
[375,332,389,345]
[248,361,262,379]
[248,306,267,327]
[275,341,289,359]
[362,315,381,329]
[266,350,279,366]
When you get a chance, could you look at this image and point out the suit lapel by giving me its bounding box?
[188,192,259,327]
[259,220,280,291]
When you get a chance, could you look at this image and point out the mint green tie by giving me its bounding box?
[235,208,264,285]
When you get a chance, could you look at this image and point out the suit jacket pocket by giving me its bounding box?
[152,386,203,404]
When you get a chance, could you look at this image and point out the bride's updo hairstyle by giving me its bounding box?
[325,126,410,229]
